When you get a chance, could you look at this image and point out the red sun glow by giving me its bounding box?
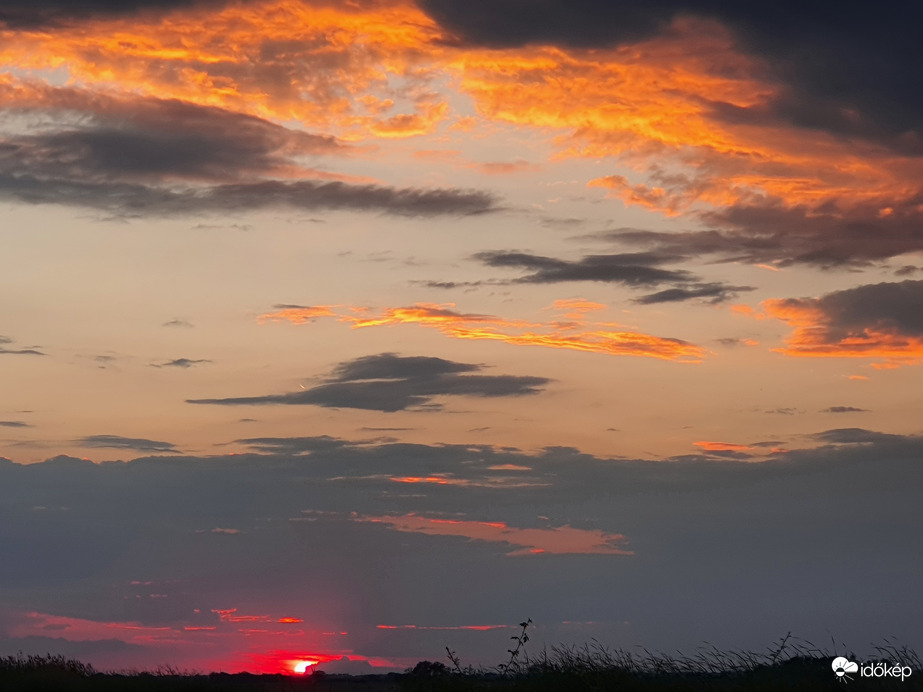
[292,659,318,674]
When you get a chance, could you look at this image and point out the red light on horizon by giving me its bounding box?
[292,659,318,674]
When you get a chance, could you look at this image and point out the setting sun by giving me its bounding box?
[292,660,317,674]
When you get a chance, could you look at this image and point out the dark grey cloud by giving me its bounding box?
[635,282,753,305]
[0,347,45,356]
[188,353,551,412]
[474,250,750,303]
[0,0,229,27]
[419,1,923,147]
[771,280,923,342]
[821,406,869,414]
[0,336,44,356]
[605,194,923,267]
[413,279,490,290]
[811,428,903,445]
[807,280,923,336]
[0,87,498,217]
[0,87,343,181]
[235,436,351,455]
[151,358,211,369]
[0,173,497,218]
[75,434,177,452]
[715,337,752,347]
[162,319,193,328]
[330,353,478,381]
[475,250,690,286]
[0,421,32,428]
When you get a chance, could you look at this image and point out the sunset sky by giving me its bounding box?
[1,0,922,675]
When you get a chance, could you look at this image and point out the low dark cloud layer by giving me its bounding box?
[75,434,177,452]
[474,250,751,303]
[821,406,868,414]
[0,421,31,428]
[188,353,551,412]
[1,431,921,666]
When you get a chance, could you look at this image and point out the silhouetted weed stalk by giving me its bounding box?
[497,618,532,675]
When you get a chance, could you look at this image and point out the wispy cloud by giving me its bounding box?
[258,299,706,362]
[473,250,751,303]
[75,434,177,452]
[151,358,211,369]
[0,335,45,356]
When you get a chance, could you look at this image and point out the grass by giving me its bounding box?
[2,630,921,690]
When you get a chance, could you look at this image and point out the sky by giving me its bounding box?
[1,0,922,676]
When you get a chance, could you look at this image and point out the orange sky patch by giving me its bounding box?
[355,513,632,556]
[258,301,705,362]
[694,441,752,452]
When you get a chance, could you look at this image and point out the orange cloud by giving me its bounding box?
[257,305,338,325]
[258,301,705,362]
[446,17,923,231]
[759,284,923,366]
[356,514,632,556]
[0,0,448,138]
[694,441,752,452]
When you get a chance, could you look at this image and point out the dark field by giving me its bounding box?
[3,634,921,691]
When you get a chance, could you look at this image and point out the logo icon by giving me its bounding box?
[832,657,859,683]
